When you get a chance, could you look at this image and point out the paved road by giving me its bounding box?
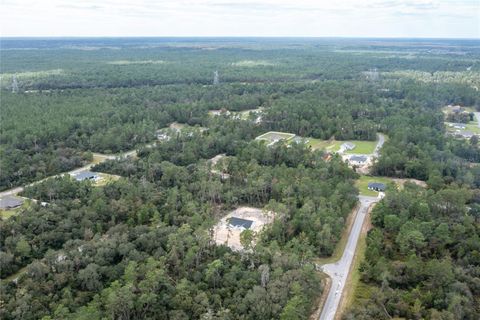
[318,195,379,320]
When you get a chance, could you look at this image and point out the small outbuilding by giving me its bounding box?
[74,171,99,182]
[342,142,356,151]
[368,182,386,192]
[0,196,24,210]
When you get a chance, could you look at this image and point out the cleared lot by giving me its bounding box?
[213,207,274,251]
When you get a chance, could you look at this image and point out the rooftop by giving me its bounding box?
[350,155,367,162]
[228,217,254,229]
[368,182,386,191]
[0,196,24,209]
[74,171,98,181]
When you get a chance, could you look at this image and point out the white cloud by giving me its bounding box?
[1,0,478,37]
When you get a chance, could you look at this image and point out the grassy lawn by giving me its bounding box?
[307,138,378,154]
[0,199,32,220]
[344,141,377,154]
[0,208,20,219]
[465,122,480,134]
[355,175,394,196]
[445,121,480,135]
[256,131,296,142]
[307,139,342,151]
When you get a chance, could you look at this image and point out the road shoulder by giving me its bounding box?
[335,202,376,319]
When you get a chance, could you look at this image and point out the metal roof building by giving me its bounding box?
[228,217,254,229]
[349,155,367,163]
[0,196,24,209]
[74,171,99,181]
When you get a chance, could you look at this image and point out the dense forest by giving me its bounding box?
[1,38,479,319]
[344,184,480,319]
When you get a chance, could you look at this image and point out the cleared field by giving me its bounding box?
[256,131,295,143]
[344,141,377,154]
[169,122,187,131]
[238,108,263,120]
[355,175,394,196]
[445,121,480,134]
[307,139,342,151]
[107,60,166,65]
[231,60,276,67]
[0,208,20,219]
[465,122,480,134]
[307,139,377,154]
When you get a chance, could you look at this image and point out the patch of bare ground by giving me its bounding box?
[213,207,274,251]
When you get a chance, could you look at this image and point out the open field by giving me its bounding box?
[0,199,33,220]
[231,60,276,67]
[308,139,342,151]
[307,139,377,154]
[256,131,295,144]
[0,208,20,219]
[169,122,187,131]
[355,175,394,196]
[107,60,167,65]
[445,121,480,135]
[344,141,377,154]
[465,122,480,134]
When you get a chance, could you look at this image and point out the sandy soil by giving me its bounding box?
[213,207,274,251]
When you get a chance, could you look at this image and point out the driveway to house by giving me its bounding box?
[373,133,386,157]
[318,195,379,320]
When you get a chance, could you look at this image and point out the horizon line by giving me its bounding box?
[1,35,479,40]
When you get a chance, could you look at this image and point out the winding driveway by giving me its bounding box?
[318,195,379,320]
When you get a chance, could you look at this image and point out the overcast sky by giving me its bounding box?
[1,0,479,38]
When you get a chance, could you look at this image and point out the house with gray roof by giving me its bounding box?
[348,155,368,165]
[0,196,24,210]
[368,182,386,192]
[228,217,254,230]
[74,171,99,182]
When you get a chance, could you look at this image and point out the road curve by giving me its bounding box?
[318,195,379,320]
